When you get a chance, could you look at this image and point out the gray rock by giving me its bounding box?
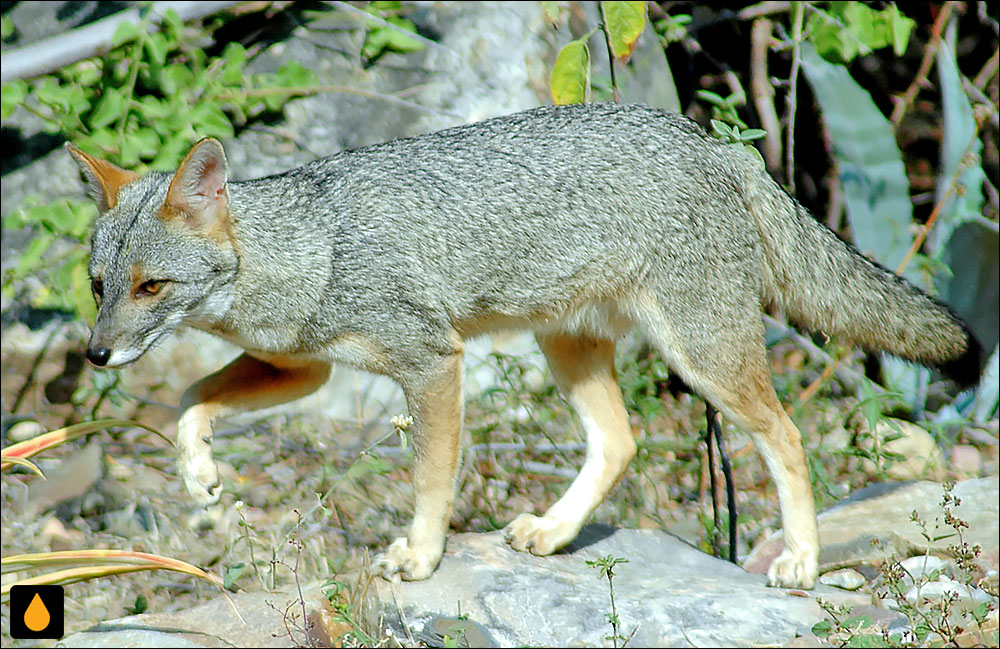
[746,478,1000,576]
[372,526,865,647]
[819,568,867,591]
[59,526,866,648]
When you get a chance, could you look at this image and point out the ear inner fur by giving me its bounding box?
[163,138,230,226]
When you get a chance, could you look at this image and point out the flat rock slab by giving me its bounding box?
[373,526,863,647]
[746,477,1000,575]
[60,526,865,647]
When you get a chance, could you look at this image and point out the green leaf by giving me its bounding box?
[89,90,125,128]
[221,42,247,86]
[550,36,592,105]
[887,5,914,56]
[361,16,424,60]
[0,80,26,119]
[190,103,234,140]
[144,32,169,66]
[71,257,97,326]
[161,8,184,41]
[160,64,194,96]
[602,1,646,63]
[275,61,317,88]
[542,1,562,24]
[811,620,832,637]
[111,21,142,48]
[223,562,252,590]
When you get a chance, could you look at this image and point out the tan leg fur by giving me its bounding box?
[177,353,331,505]
[506,334,637,555]
[376,346,465,581]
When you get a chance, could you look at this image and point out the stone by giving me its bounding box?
[59,526,868,648]
[745,478,1000,576]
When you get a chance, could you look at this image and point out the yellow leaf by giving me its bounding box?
[602,1,647,63]
[551,36,591,105]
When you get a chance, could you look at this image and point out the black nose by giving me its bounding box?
[87,347,111,367]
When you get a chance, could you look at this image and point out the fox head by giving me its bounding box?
[67,139,239,368]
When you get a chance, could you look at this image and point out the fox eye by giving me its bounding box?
[136,280,166,297]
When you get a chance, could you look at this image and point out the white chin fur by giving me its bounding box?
[106,349,142,368]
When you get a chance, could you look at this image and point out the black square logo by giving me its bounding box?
[9,584,64,639]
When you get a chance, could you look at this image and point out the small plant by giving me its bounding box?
[812,483,998,647]
[586,554,635,648]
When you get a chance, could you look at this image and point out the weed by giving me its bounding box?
[586,554,636,648]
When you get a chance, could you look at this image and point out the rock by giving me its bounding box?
[59,526,867,648]
[6,419,45,442]
[898,555,948,585]
[745,478,1000,576]
[59,582,329,648]
[26,441,103,516]
[860,419,945,481]
[819,568,867,591]
[950,444,983,475]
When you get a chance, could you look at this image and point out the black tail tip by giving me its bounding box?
[939,332,985,390]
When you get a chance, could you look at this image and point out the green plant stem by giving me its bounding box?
[117,38,144,143]
[600,5,620,103]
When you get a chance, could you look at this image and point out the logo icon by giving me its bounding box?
[9,585,64,639]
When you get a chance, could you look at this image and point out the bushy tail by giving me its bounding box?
[744,170,983,388]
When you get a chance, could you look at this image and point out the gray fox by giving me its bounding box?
[68,102,981,589]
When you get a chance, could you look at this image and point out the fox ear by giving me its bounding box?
[65,143,140,212]
[164,138,229,226]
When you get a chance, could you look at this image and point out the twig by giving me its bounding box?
[891,3,954,127]
[600,5,620,103]
[11,325,62,414]
[737,1,792,21]
[750,17,782,170]
[894,130,981,275]
[972,46,999,89]
[784,1,804,193]
[246,125,323,158]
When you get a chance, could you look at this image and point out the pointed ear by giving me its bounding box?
[163,138,229,226]
[65,143,140,212]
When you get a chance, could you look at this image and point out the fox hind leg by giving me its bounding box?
[643,307,820,589]
[505,334,636,555]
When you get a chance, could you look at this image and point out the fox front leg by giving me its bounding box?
[376,345,464,581]
[176,354,331,505]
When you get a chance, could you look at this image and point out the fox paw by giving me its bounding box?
[375,537,439,582]
[504,513,575,556]
[767,547,818,589]
[179,452,222,506]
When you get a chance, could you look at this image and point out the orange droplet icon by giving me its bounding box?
[24,592,51,632]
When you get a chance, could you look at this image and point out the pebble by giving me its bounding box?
[819,568,867,591]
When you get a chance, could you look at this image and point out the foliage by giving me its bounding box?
[812,484,998,647]
[550,1,649,105]
[806,2,914,64]
[360,1,426,64]
[586,554,634,648]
